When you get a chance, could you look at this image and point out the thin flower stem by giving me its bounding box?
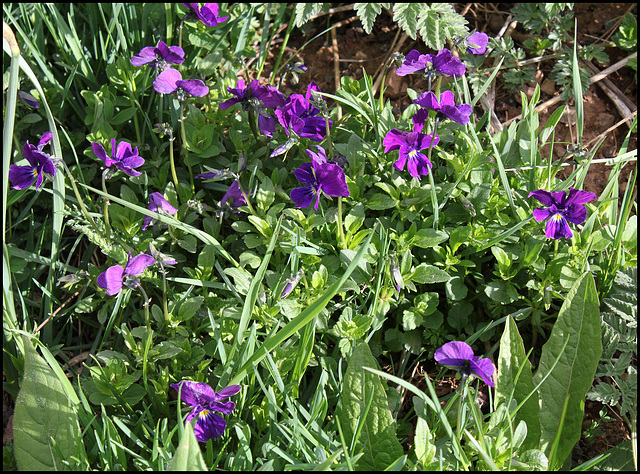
[337,196,346,249]
[138,284,152,330]
[428,119,440,229]
[159,260,170,324]
[179,102,195,193]
[247,107,261,142]
[237,180,258,216]
[169,135,180,191]
[101,173,111,239]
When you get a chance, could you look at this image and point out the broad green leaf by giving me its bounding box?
[411,228,449,248]
[337,341,403,470]
[410,264,450,284]
[496,316,540,451]
[533,272,602,468]
[166,420,207,471]
[13,336,78,471]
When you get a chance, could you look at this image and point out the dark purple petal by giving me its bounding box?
[290,186,315,208]
[216,384,242,399]
[131,46,158,66]
[406,151,432,179]
[470,358,495,387]
[9,165,36,190]
[220,181,246,208]
[532,206,555,222]
[38,132,53,149]
[413,91,441,110]
[194,412,226,442]
[92,142,111,166]
[431,48,466,77]
[563,204,587,225]
[18,90,40,108]
[97,265,125,296]
[156,40,185,65]
[153,68,180,94]
[440,104,472,124]
[305,81,321,103]
[545,214,573,239]
[565,187,597,206]
[306,145,327,166]
[395,49,429,76]
[434,341,475,367]
[300,116,330,142]
[528,189,556,207]
[172,380,218,407]
[383,129,407,153]
[177,79,209,97]
[219,96,243,110]
[125,254,155,276]
[293,164,315,186]
[316,163,349,197]
[198,3,228,27]
[258,114,276,137]
[466,32,489,55]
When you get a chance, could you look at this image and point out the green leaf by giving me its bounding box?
[178,296,204,321]
[166,420,207,471]
[533,272,602,468]
[354,3,387,35]
[411,228,449,248]
[393,3,421,40]
[365,193,397,210]
[496,316,541,451]
[410,264,450,284]
[13,336,79,471]
[337,341,404,470]
[294,3,324,28]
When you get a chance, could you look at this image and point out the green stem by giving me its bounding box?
[179,102,195,194]
[337,196,346,249]
[237,180,258,216]
[247,107,261,142]
[169,135,180,191]
[138,284,151,331]
[427,119,440,229]
[101,173,111,240]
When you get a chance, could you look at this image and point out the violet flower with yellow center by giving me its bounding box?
[529,187,597,239]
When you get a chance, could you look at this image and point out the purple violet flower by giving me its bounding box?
[290,146,350,210]
[464,31,489,55]
[170,381,241,443]
[92,138,145,177]
[395,48,466,78]
[17,90,40,108]
[281,270,304,298]
[9,132,56,190]
[153,68,209,98]
[219,78,285,111]
[434,341,495,387]
[97,253,156,296]
[382,128,439,180]
[220,181,247,210]
[131,41,185,69]
[182,3,229,28]
[142,192,179,230]
[413,90,472,125]
[529,187,597,239]
[275,94,330,142]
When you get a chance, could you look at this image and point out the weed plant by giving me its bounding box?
[3,3,637,471]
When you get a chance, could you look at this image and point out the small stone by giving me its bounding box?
[540,78,556,96]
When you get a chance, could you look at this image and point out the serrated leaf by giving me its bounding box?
[337,341,404,470]
[166,420,207,470]
[354,3,385,35]
[496,316,541,451]
[533,272,602,468]
[393,3,422,40]
[294,3,324,28]
[13,336,79,471]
